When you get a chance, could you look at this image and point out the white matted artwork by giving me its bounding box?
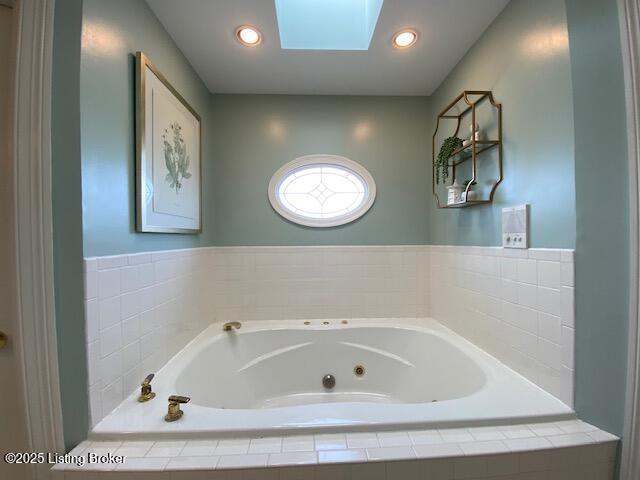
[136,52,201,233]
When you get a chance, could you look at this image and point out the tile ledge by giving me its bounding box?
[51,421,617,473]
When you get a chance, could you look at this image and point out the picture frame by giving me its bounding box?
[135,51,202,233]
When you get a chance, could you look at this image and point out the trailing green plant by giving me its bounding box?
[435,136,463,184]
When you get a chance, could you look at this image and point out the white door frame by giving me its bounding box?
[11,0,64,475]
[619,0,640,479]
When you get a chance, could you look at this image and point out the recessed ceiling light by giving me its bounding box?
[392,29,418,49]
[235,25,262,47]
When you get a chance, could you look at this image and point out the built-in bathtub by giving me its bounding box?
[91,318,573,439]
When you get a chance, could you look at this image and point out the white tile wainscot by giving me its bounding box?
[50,419,617,479]
[84,248,215,427]
[429,246,575,406]
[210,246,430,321]
[84,246,430,426]
[84,244,576,428]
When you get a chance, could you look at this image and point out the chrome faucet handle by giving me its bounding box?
[165,395,190,422]
[138,373,156,402]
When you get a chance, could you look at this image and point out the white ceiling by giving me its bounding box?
[146,0,509,96]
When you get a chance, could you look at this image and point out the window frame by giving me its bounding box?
[268,154,377,227]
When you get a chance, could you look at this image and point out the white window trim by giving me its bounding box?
[268,154,377,228]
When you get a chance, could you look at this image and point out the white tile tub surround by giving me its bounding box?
[84,244,575,427]
[210,246,430,321]
[50,419,617,479]
[84,248,215,427]
[429,246,575,406]
[84,245,430,426]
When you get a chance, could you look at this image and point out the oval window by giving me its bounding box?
[268,155,376,227]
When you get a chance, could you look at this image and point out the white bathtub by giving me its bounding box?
[92,319,573,439]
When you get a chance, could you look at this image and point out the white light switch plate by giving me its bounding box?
[502,204,528,249]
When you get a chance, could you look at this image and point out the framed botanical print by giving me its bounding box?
[135,51,201,233]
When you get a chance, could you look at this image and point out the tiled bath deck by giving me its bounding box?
[50,419,617,479]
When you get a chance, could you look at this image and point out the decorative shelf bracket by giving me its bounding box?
[432,90,503,208]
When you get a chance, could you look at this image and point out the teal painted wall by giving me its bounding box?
[427,0,576,248]
[423,0,629,439]
[52,0,87,450]
[76,0,581,252]
[52,0,630,453]
[212,94,430,245]
[51,0,220,448]
[566,0,629,437]
[81,0,215,257]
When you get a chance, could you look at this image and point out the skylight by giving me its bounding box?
[274,0,384,50]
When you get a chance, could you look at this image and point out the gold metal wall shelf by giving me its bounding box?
[432,91,502,208]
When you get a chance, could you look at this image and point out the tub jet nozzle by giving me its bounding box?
[322,374,336,389]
